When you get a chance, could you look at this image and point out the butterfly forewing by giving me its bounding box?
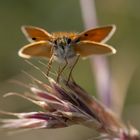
[74,41,116,57]
[18,41,52,59]
[75,25,116,43]
[21,26,53,42]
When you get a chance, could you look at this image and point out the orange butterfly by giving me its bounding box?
[19,25,116,81]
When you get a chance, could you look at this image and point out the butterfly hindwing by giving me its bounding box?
[18,41,52,59]
[74,41,116,57]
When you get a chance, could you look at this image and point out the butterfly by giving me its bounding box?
[19,25,116,81]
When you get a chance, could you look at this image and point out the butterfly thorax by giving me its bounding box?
[51,33,78,63]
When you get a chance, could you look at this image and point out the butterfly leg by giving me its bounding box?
[57,57,68,82]
[67,55,80,84]
[57,65,61,78]
[46,55,54,76]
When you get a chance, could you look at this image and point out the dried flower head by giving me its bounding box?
[0,73,139,140]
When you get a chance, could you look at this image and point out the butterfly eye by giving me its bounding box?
[67,38,71,44]
[54,40,57,45]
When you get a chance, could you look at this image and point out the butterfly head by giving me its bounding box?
[52,37,76,60]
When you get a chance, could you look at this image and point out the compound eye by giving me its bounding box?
[67,38,71,44]
[54,40,57,45]
[53,40,58,49]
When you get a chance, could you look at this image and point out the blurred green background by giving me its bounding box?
[0,0,140,139]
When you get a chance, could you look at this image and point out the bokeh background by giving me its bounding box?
[0,0,140,139]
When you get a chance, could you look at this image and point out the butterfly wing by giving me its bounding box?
[74,25,116,43]
[74,41,116,57]
[18,41,53,59]
[21,26,53,42]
